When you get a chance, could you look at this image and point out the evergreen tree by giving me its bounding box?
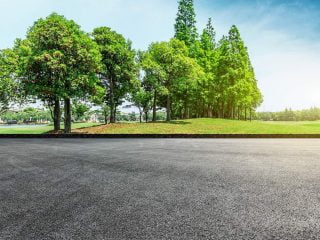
[215,25,262,119]
[188,18,217,118]
[202,18,216,49]
[174,0,198,46]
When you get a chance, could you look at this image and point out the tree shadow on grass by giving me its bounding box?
[150,121,191,125]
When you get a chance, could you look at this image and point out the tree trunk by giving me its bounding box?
[244,108,247,121]
[53,99,61,132]
[221,102,225,119]
[166,94,171,122]
[64,98,72,134]
[104,109,108,124]
[145,112,148,123]
[113,107,117,123]
[152,90,157,122]
[109,104,114,124]
[109,77,116,124]
[202,100,205,118]
[184,100,188,119]
[139,112,142,123]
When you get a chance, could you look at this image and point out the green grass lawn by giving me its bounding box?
[0,122,101,134]
[3,119,320,134]
[74,118,320,134]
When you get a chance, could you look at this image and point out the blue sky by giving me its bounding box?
[0,0,319,111]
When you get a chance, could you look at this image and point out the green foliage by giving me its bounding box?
[174,0,198,46]
[72,101,91,121]
[92,26,137,123]
[15,13,102,132]
[215,26,263,119]
[141,38,203,121]
[139,14,262,122]
[0,107,52,122]
[256,108,320,121]
[202,18,216,48]
[1,2,265,131]
[0,49,19,113]
[130,87,153,122]
[17,13,101,101]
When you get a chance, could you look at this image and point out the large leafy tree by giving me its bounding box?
[16,13,101,133]
[130,86,153,123]
[139,50,166,122]
[143,39,203,121]
[93,27,137,123]
[0,49,18,114]
[174,0,198,47]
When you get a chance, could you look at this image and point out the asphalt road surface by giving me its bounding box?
[1,139,320,240]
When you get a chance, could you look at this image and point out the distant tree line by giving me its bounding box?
[0,0,262,133]
[0,107,52,123]
[256,108,320,121]
[0,107,166,124]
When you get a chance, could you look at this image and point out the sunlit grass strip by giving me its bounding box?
[73,119,320,135]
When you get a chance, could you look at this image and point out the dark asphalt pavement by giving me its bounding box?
[1,139,320,239]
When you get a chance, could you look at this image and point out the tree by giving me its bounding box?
[215,26,262,119]
[0,107,52,123]
[143,39,203,121]
[189,18,217,118]
[139,50,166,122]
[0,49,19,114]
[174,0,198,47]
[93,27,137,123]
[72,101,90,122]
[16,13,101,133]
[130,87,153,123]
[203,18,216,48]
[98,103,110,124]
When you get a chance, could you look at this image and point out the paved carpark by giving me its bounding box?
[1,139,320,239]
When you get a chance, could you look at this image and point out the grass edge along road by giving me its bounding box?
[74,119,320,134]
[3,119,320,134]
[0,123,101,134]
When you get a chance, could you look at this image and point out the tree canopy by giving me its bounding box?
[15,13,101,132]
[174,0,198,47]
[0,0,264,131]
[92,26,137,123]
[141,39,204,121]
[0,49,18,114]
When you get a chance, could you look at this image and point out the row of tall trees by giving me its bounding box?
[0,0,263,133]
[136,0,262,121]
